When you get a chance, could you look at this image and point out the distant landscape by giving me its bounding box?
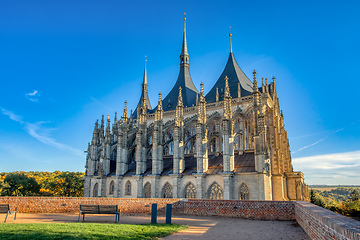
[309,185,360,221]
[1,171,359,221]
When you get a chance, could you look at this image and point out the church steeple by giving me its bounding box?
[134,56,152,118]
[180,13,189,67]
[161,13,198,111]
[205,28,253,103]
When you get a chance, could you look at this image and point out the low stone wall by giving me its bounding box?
[295,201,360,240]
[0,197,294,220]
[1,197,359,239]
[0,197,181,215]
[182,199,295,220]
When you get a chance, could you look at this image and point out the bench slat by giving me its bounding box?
[0,204,9,213]
[80,204,99,214]
[99,205,118,214]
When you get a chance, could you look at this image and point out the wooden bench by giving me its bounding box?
[78,204,120,222]
[0,204,17,223]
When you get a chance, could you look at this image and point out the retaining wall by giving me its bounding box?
[1,197,359,239]
[295,201,360,240]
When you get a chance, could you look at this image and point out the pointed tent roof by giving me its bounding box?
[133,58,152,119]
[161,14,199,111]
[205,52,253,103]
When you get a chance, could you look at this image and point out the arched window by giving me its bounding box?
[109,181,115,195]
[125,180,131,195]
[93,183,98,197]
[239,183,250,200]
[184,182,196,199]
[209,138,216,153]
[184,123,196,154]
[164,128,174,156]
[144,182,151,198]
[162,182,173,198]
[208,182,223,200]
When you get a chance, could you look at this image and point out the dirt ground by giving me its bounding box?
[3,213,310,240]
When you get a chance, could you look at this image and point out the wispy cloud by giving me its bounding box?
[26,90,40,102]
[90,97,113,112]
[293,150,360,184]
[293,127,344,154]
[1,108,83,157]
[1,109,24,124]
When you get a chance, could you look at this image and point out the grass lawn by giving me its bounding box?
[0,223,187,240]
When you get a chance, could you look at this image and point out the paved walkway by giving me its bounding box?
[4,213,310,240]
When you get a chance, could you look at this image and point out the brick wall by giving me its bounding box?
[181,199,295,220]
[295,201,360,240]
[0,197,181,215]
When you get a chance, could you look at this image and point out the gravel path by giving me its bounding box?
[4,213,310,240]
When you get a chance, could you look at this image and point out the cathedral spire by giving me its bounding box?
[122,101,128,123]
[134,56,152,118]
[252,70,258,93]
[198,82,207,124]
[223,76,232,120]
[143,55,148,85]
[180,13,189,66]
[105,114,111,143]
[229,26,233,53]
[161,13,198,111]
[155,92,163,121]
[176,87,184,127]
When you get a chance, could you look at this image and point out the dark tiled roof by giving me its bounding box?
[205,52,253,103]
[120,151,255,177]
[160,66,199,111]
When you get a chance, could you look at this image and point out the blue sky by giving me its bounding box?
[0,1,359,185]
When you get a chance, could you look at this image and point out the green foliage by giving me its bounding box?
[310,187,360,221]
[2,173,40,196]
[0,223,186,240]
[0,171,84,197]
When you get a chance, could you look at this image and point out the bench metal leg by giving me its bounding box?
[4,212,9,223]
[14,209,17,221]
[78,211,81,222]
[83,214,85,222]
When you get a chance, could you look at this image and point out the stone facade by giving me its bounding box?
[83,16,309,201]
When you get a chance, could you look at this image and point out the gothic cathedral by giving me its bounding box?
[84,16,309,201]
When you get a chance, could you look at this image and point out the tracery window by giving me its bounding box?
[233,118,241,151]
[162,182,173,198]
[184,182,196,199]
[164,128,174,156]
[109,181,115,195]
[208,182,223,200]
[209,138,216,153]
[239,183,250,200]
[144,182,151,198]
[93,183,98,197]
[125,180,131,195]
[184,123,196,154]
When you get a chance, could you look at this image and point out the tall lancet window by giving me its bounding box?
[239,183,250,200]
[109,181,115,195]
[125,180,131,195]
[162,182,173,198]
[93,183,98,197]
[144,182,151,198]
[164,128,174,156]
[184,123,196,154]
[184,182,196,199]
[208,182,223,200]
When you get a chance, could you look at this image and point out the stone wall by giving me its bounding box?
[0,197,181,214]
[182,199,295,220]
[295,201,360,240]
[1,197,359,240]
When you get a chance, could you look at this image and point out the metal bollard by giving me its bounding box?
[165,204,172,224]
[151,203,157,224]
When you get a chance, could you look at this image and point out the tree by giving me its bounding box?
[2,173,40,196]
[350,189,360,201]
[50,172,84,197]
